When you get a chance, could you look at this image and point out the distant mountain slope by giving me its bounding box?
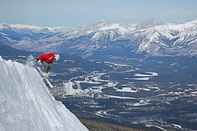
[0,44,30,57]
[1,20,197,59]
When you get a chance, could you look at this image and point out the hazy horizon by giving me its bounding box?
[0,0,197,27]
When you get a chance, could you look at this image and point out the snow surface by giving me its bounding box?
[0,57,88,131]
[116,87,137,93]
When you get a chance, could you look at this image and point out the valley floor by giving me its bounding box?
[80,119,179,131]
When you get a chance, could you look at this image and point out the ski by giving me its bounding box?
[35,66,54,89]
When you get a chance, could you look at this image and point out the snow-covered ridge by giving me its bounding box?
[0,23,42,30]
[1,20,196,32]
[0,57,88,131]
[1,20,196,31]
[0,23,57,32]
[1,20,197,56]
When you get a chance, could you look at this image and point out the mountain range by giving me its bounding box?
[1,20,197,60]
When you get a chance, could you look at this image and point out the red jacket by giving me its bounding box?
[36,52,57,64]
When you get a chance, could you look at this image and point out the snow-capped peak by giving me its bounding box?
[0,23,41,30]
[0,23,58,32]
[98,23,129,34]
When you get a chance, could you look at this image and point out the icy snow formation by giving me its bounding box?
[0,57,88,131]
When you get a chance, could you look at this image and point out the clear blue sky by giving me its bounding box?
[0,0,197,27]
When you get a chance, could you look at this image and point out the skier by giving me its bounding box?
[35,52,60,77]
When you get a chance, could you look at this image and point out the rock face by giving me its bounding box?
[0,57,88,131]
